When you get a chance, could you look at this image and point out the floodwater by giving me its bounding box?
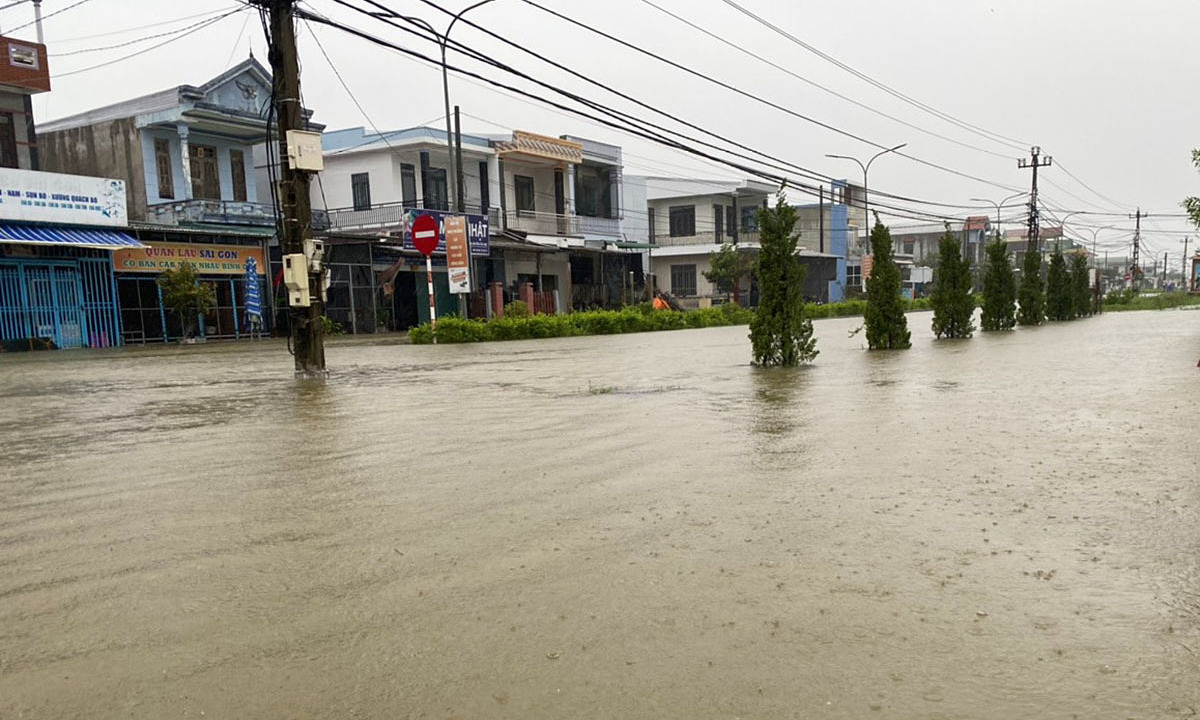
[2,310,1199,719]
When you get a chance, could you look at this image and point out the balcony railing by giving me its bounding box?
[324,201,500,232]
[147,199,277,227]
[577,214,621,238]
[505,210,579,236]
[653,230,760,247]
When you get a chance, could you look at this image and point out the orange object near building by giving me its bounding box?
[653,297,669,310]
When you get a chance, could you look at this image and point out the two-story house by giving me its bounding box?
[0,32,145,351]
[634,177,861,305]
[316,125,641,329]
[38,57,312,343]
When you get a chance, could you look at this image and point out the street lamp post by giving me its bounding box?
[826,143,906,256]
[970,191,1026,239]
[392,0,495,214]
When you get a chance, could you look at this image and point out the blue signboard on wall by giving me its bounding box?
[397,209,489,255]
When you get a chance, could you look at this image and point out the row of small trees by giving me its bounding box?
[750,191,1098,367]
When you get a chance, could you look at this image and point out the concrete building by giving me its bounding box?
[315,125,641,328]
[37,57,311,343]
[633,177,861,305]
[0,32,148,351]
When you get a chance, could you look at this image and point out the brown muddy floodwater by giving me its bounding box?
[1,310,1199,719]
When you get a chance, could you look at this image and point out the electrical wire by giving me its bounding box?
[52,7,242,43]
[298,7,963,224]
[634,0,1015,162]
[51,9,244,79]
[515,0,1023,194]
[715,0,1030,153]
[50,10,243,57]
[8,0,91,33]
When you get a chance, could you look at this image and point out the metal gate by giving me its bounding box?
[0,261,106,349]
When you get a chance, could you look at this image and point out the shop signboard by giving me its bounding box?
[112,242,266,275]
[443,215,471,293]
[0,168,127,226]
[397,208,489,255]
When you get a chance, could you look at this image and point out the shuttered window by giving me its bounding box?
[230,149,247,202]
[351,172,371,211]
[670,264,697,296]
[154,138,173,199]
[189,144,220,200]
[668,205,695,237]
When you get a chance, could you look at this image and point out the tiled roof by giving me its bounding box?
[494,131,583,164]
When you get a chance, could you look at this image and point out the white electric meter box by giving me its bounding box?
[283,253,310,307]
[286,130,324,172]
[304,237,325,273]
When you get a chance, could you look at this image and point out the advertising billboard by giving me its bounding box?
[0,168,127,227]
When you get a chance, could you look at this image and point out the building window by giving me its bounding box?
[0,112,16,169]
[479,161,489,212]
[713,204,724,242]
[741,205,759,232]
[230,149,247,202]
[400,163,417,207]
[189,144,220,200]
[154,138,173,199]
[669,205,695,237]
[351,172,371,211]
[670,264,697,296]
[726,205,735,236]
[515,175,535,214]
[846,264,862,288]
[420,151,448,211]
[574,163,612,218]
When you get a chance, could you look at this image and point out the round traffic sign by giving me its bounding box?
[411,214,439,256]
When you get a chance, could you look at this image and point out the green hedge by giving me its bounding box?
[1103,291,1200,311]
[410,303,753,344]
[409,297,936,344]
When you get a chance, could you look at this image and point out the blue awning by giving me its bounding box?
[0,223,144,250]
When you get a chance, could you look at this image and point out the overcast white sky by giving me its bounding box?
[11,0,1200,260]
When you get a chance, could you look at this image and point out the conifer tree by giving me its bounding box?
[1017,249,1045,325]
[929,228,976,338]
[1070,252,1092,318]
[749,190,817,366]
[864,217,911,349]
[1045,249,1072,321]
[980,234,1017,331]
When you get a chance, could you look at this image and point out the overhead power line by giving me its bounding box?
[322,0,976,221]
[9,0,92,33]
[50,11,241,56]
[297,7,963,224]
[50,9,243,79]
[389,0,996,211]
[634,0,1014,162]
[515,0,1022,194]
[716,0,1030,153]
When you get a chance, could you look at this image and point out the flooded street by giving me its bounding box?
[2,310,1199,719]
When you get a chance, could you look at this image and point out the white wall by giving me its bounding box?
[311,144,494,212]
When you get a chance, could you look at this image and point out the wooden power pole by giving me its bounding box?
[261,0,326,377]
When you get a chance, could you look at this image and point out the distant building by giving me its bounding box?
[631,176,862,304]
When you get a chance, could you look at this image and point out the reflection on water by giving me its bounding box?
[1,311,1199,719]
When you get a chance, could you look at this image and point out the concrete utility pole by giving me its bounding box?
[262,0,325,377]
[1181,236,1189,288]
[1162,251,1168,288]
[1017,146,1052,253]
[1129,208,1144,293]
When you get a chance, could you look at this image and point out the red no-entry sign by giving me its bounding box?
[411,214,439,257]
